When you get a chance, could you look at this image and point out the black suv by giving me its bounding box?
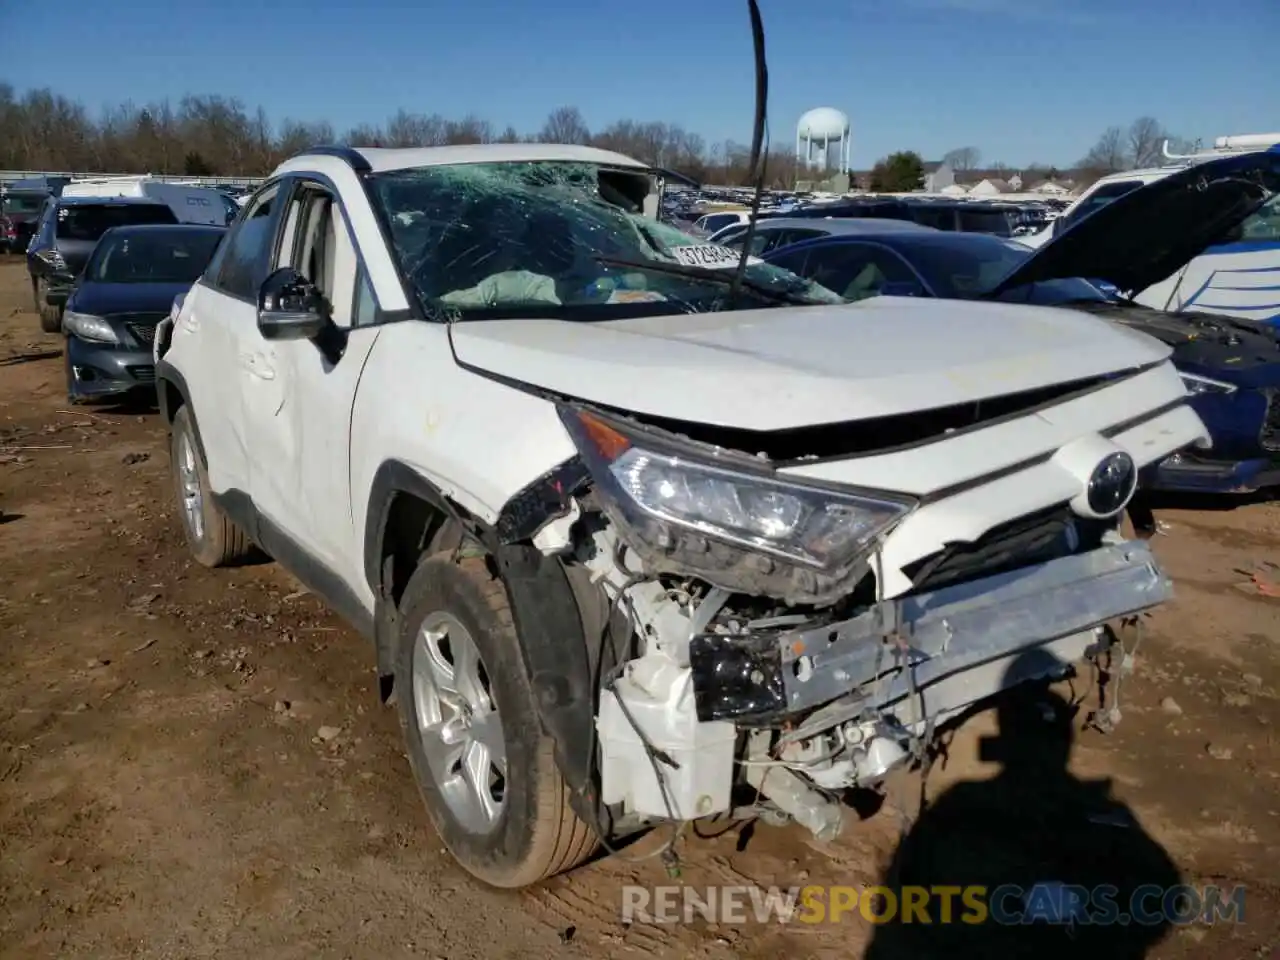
[27,197,179,333]
[901,200,1020,236]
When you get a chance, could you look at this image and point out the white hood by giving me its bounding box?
[449,298,1171,430]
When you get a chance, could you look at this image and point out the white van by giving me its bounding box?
[60,176,237,226]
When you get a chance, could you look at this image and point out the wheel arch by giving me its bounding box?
[366,460,610,825]
[155,361,207,464]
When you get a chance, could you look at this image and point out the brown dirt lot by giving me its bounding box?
[0,256,1277,959]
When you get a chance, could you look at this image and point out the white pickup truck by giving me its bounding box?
[153,143,1206,888]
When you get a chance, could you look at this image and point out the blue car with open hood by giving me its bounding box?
[759,146,1280,494]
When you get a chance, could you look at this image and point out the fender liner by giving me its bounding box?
[362,460,461,594]
[365,460,607,824]
[494,542,606,827]
[364,461,470,687]
[155,361,207,463]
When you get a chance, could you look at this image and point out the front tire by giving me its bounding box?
[170,405,255,567]
[395,555,596,888]
[36,279,61,334]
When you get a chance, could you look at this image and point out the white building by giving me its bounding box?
[1030,180,1070,195]
[968,178,1012,197]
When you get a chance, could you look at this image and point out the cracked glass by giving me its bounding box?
[368,161,844,321]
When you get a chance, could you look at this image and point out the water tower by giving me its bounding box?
[796,107,851,173]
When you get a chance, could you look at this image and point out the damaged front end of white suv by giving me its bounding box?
[355,148,1209,870]
[503,378,1204,846]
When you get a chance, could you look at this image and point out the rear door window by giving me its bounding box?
[55,203,178,242]
[911,207,955,230]
[958,208,1015,236]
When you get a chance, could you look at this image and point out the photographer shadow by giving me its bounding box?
[863,649,1181,959]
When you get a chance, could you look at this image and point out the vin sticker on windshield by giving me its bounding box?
[671,244,747,269]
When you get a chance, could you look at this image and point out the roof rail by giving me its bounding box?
[299,145,372,174]
[1160,132,1280,164]
[70,173,152,183]
[1214,132,1280,150]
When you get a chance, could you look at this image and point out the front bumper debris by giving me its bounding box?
[689,540,1170,722]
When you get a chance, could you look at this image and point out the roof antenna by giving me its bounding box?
[726,0,769,308]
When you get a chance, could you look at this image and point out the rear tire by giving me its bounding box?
[395,555,596,888]
[170,405,255,568]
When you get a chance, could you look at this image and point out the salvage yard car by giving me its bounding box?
[154,143,1207,888]
[762,147,1280,494]
[62,223,226,403]
[27,196,180,333]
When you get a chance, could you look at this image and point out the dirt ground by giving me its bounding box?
[1,256,1277,960]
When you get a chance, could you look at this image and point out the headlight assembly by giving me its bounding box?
[62,311,118,344]
[1180,372,1236,395]
[559,406,915,604]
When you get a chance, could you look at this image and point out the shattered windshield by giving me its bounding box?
[367,161,843,321]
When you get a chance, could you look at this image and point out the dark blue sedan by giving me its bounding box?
[758,229,1280,495]
[61,223,225,403]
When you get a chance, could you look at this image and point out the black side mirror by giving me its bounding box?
[257,267,329,341]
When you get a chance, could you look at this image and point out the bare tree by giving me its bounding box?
[444,115,493,145]
[1081,126,1128,174]
[386,110,452,148]
[942,146,981,171]
[539,106,590,144]
[1128,116,1169,169]
[342,124,386,148]
[276,119,337,161]
[1164,136,1199,155]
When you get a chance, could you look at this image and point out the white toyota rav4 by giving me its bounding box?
[154,144,1206,888]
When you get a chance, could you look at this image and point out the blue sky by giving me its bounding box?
[2,0,1276,168]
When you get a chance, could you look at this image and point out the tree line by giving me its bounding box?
[0,85,1182,192]
[0,88,810,187]
[865,117,1186,192]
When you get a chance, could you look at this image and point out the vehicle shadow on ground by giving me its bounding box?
[74,393,158,416]
[0,349,61,366]
[862,649,1181,960]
